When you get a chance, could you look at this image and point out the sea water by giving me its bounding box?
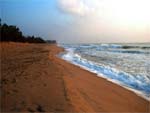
[59,43,150,100]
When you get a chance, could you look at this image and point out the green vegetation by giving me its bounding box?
[0,23,46,43]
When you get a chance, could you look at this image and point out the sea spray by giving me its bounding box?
[59,43,150,100]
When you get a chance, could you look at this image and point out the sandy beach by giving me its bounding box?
[1,42,150,112]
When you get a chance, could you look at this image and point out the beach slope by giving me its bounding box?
[1,42,149,112]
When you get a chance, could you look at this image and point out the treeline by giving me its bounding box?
[0,23,46,43]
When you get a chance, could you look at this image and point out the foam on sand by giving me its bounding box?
[60,46,150,101]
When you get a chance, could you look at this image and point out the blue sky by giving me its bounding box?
[1,0,150,43]
[1,0,72,41]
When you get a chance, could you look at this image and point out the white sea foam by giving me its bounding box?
[59,43,150,101]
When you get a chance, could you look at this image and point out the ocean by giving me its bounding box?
[59,43,150,100]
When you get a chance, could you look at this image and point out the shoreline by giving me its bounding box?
[55,44,150,112]
[59,45,150,102]
[1,42,149,112]
[60,53,150,101]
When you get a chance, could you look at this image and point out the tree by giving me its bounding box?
[0,23,46,43]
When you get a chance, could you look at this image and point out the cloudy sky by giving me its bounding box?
[1,0,150,43]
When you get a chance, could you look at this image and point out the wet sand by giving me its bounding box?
[1,42,149,112]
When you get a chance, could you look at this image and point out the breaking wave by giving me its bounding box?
[59,43,150,101]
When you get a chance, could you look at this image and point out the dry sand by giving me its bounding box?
[0,42,150,112]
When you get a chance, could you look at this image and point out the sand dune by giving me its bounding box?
[1,42,149,112]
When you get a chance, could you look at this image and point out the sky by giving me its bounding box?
[1,0,150,43]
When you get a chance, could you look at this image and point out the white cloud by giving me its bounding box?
[57,0,95,16]
[57,0,150,43]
